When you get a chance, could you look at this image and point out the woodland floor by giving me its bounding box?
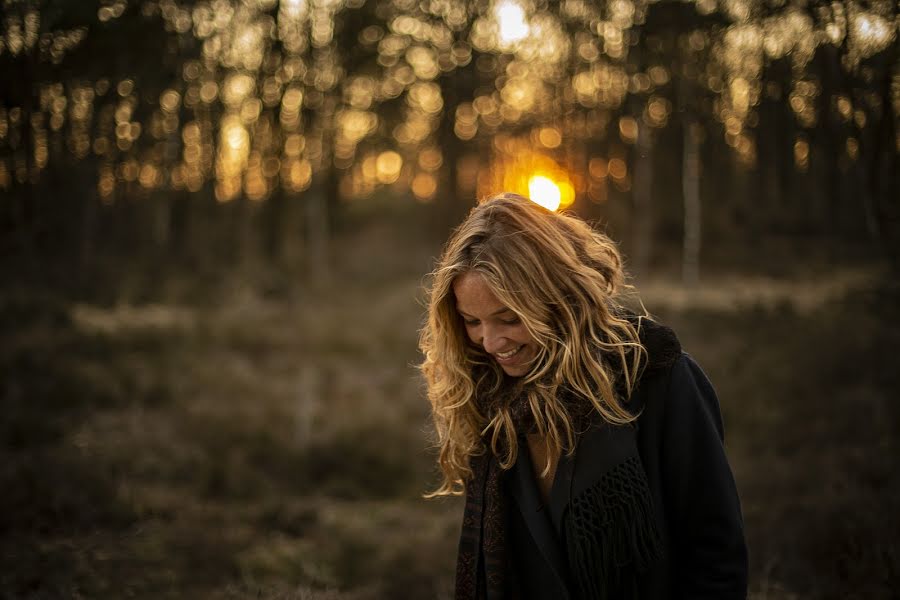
[2,222,898,599]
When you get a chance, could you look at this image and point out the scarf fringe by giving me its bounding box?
[564,455,663,600]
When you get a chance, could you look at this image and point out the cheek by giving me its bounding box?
[513,325,534,344]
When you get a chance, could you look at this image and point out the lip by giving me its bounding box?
[493,345,524,363]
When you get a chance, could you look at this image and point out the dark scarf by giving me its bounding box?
[454,319,681,600]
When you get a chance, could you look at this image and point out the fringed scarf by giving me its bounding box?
[454,319,681,600]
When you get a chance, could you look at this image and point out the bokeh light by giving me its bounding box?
[495,0,529,48]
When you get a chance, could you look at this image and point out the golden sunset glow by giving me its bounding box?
[478,141,575,212]
[528,176,561,211]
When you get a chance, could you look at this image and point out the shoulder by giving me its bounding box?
[632,317,717,398]
[635,317,682,375]
[628,320,724,430]
[604,316,681,408]
[621,317,683,406]
[634,346,726,445]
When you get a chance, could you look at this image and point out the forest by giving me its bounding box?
[1,0,898,598]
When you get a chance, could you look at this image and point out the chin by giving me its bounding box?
[500,363,529,377]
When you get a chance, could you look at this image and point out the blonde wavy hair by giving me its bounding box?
[420,192,647,497]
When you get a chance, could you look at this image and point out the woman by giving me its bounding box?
[419,193,748,599]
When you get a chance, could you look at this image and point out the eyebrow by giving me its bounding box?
[457,307,514,318]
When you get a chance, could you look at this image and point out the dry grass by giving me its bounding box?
[2,224,897,598]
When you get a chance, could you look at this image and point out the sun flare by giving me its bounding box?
[528,175,562,211]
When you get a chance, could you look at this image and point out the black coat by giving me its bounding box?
[504,352,749,599]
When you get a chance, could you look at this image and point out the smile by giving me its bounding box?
[494,345,524,361]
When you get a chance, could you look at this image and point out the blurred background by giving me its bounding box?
[1,0,897,598]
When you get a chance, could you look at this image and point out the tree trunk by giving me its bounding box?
[263,187,288,265]
[631,122,655,278]
[12,48,38,264]
[868,48,899,269]
[305,180,329,286]
[682,120,702,286]
[437,75,463,232]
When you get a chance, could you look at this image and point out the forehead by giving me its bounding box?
[451,272,509,315]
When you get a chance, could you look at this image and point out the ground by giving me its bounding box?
[2,224,897,599]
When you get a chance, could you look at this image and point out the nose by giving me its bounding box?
[479,324,507,354]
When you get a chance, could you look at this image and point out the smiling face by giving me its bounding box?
[452,271,538,378]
